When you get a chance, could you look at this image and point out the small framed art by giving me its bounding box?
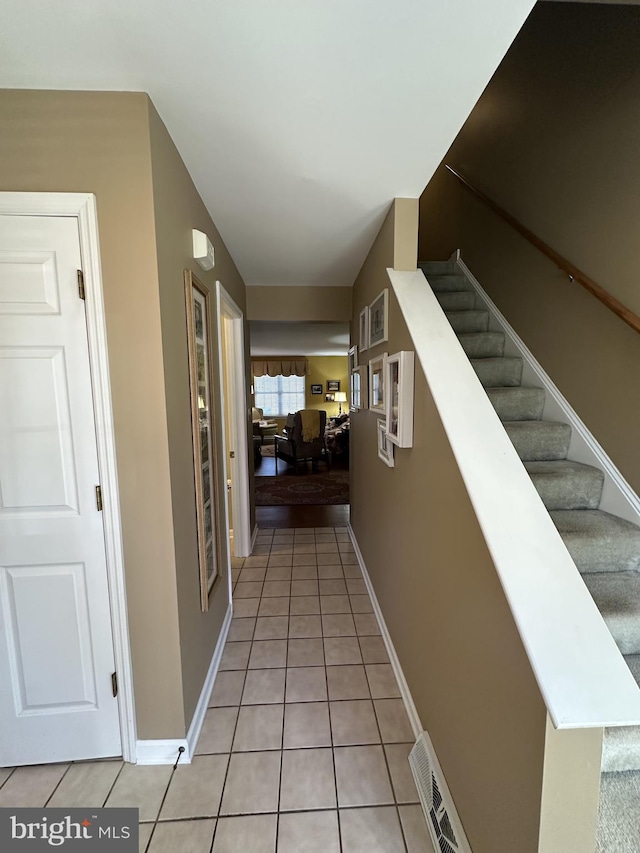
[350,365,368,411]
[359,306,369,352]
[311,384,323,395]
[368,288,389,348]
[377,418,394,468]
[348,345,358,374]
[327,380,340,392]
[385,350,415,447]
[368,352,387,414]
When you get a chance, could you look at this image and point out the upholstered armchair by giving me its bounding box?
[251,407,279,444]
[274,409,328,472]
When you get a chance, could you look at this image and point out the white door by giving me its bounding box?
[0,214,121,766]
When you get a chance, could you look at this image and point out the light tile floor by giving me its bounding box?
[0,527,435,853]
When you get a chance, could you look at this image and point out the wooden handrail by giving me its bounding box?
[445,164,640,335]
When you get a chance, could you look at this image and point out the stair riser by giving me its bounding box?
[505,422,571,462]
[445,310,489,333]
[487,388,545,421]
[434,291,476,311]
[458,332,505,359]
[419,261,458,276]
[527,469,604,511]
[425,274,472,292]
[471,358,523,388]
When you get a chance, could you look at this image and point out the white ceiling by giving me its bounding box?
[250,322,349,356]
[0,0,535,288]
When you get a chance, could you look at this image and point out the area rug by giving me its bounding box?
[254,471,349,505]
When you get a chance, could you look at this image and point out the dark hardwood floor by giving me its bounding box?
[255,503,350,529]
[253,441,350,528]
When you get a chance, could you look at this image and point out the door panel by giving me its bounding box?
[0,214,121,765]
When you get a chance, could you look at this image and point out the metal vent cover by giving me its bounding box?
[409,732,472,853]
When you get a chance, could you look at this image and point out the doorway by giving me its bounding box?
[216,282,252,560]
[0,193,133,766]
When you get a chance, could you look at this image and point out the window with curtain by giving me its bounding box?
[254,374,305,417]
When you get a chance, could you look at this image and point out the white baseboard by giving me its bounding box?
[136,602,233,765]
[347,524,422,739]
[135,738,190,766]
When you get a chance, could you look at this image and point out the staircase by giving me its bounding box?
[420,260,640,779]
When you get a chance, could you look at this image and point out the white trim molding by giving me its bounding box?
[216,282,252,559]
[186,602,233,758]
[137,603,232,765]
[0,192,136,762]
[135,739,190,767]
[347,525,422,738]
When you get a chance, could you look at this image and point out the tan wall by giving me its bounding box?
[147,103,249,730]
[0,89,184,737]
[247,285,352,321]
[419,2,640,493]
[351,200,548,851]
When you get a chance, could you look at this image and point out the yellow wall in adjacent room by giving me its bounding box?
[306,355,349,418]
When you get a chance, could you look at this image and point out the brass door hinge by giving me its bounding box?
[111,672,118,698]
[229,451,235,459]
[96,485,103,511]
[77,270,86,300]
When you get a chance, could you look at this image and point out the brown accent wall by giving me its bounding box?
[247,285,352,321]
[419,1,640,493]
[147,102,249,729]
[351,200,547,851]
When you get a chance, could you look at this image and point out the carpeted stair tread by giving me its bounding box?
[425,273,473,292]
[504,420,571,461]
[457,332,505,359]
[419,260,458,276]
[602,724,640,773]
[445,309,489,333]
[471,357,523,388]
[434,291,476,311]
[487,386,545,421]
[551,510,640,573]
[582,572,640,655]
[524,460,604,510]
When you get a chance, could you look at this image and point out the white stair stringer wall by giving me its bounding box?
[452,254,640,529]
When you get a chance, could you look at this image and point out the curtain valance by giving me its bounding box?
[252,359,309,378]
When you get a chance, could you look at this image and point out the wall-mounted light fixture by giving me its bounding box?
[192,229,215,271]
[334,391,347,415]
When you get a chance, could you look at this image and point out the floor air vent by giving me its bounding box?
[409,732,472,853]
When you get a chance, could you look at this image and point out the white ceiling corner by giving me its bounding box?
[0,0,536,288]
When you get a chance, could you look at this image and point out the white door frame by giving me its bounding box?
[216,282,252,558]
[0,192,136,763]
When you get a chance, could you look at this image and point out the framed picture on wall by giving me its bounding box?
[350,365,368,411]
[327,380,340,392]
[184,270,220,611]
[325,393,335,402]
[385,350,415,448]
[311,383,323,395]
[377,418,394,468]
[369,352,387,414]
[359,306,369,352]
[368,288,389,348]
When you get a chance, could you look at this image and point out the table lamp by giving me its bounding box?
[334,391,347,415]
